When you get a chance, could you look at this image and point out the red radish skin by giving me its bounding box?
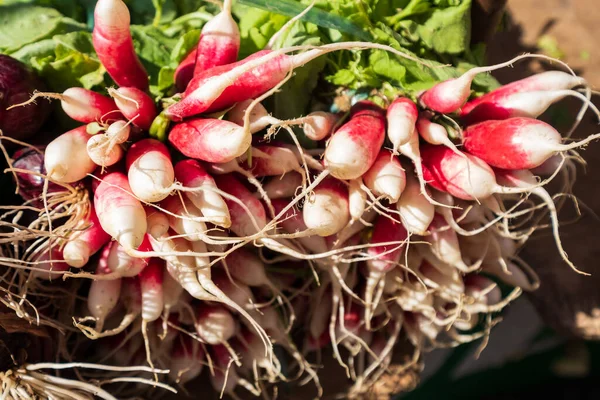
[94,172,147,250]
[420,144,508,201]
[303,177,350,237]
[139,258,164,323]
[362,150,406,203]
[92,0,148,90]
[169,118,251,163]
[324,104,386,180]
[240,144,301,177]
[387,97,418,153]
[175,49,198,92]
[169,337,204,384]
[210,344,241,396]
[463,117,600,170]
[126,139,174,203]
[87,244,122,331]
[214,174,267,237]
[193,0,240,77]
[63,205,111,267]
[460,71,587,116]
[58,88,121,123]
[109,87,157,131]
[173,159,231,228]
[44,126,96,183]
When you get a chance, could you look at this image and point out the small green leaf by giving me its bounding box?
[169,29,201,63]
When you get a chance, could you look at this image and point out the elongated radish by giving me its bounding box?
[396,173,435,235]
[126,139,174,203]
[214,173,267,237]
[145,208,170,239]
[324,103,386,180]
[165,42,425,120]
[364,215,408,324]
[348,178,367,223]
[271,199,328,254]
[30,248,69,281]
[63,205,111,267]
[87,134,124,167]
[416,112,463,155]
[169,118,251,163]
[420,144,526,201]
[95,171,147,249]
[303,177,350,237]
[463,117,600,170]
[175,49,197,92]
[44,126,96,183]
[494,168,586,275]
[173,159,231,228]
[226,99,276,133]
[87,244,122,331]
[193,0,240,76]
[92,0,148,90]
[302,111,339,141]
[461,89,598,125]
[161,196,207,241]
[195,304,237,345]
[108,87,157,131]
[239,144,302,177]
[169,336,204,384]
[362,149,406,203]
[139,258,164,323]
[107,237,149,277]
[263,172,302,200]
[426,214,478,272]
[387,97,418,153]
[209,344,242,396]
[460,71,587,116]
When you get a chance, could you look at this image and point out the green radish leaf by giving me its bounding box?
[237,0,372,41]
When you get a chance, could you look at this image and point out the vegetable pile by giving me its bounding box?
[0,0,598,398]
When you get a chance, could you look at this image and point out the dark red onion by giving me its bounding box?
[0,55,51,140]
[12,147,61,200]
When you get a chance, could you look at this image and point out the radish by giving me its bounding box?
[145,208,170,239]
[396,173,435,235]
[416,112,463,155]
[92,0,149,90]
[494,168,586,275]
[461,89,599,125]
[460,71,587,116]
[426,214,479,272]
[195,303,237,345]
[139,257,164,377]
[209,344,245,397]
[105,120,131,144]
[165,42,426,120]
[86,134,124,167]
[87,243,122,331]
[226,99,276,133]
[108,87,157,131]
[362,149,406,203]
[348,178,367,223]
[175,49,197,92]
[463,275,502,313]
[364,215,408,325]
[126,139,174,203]
[161,195,207,241]
[169,117,251,163]
[463,117,600,170]
[271,199,328,254]
[193,0,240,76]
[44,126,96,183]
[8,88,122,124]
[94,171,147,250]
[63,205,111,267]
[387,97,418,153]
[107,238,148,277]
[303,177,350,237]
[263,172,303,200]
[324,102,386,180]
[302,111,339,141]
[169,336,204,384]
[239,144,302,177]
[173,159,231,228]
[214,174,266,237]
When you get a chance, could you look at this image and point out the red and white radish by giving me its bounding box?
[63,205,111,267]
[387,97,418,153]
[44,126,96,183]
[303,177,350,237]
[362,149,406,203]
[87,243,122,331]
[109,87,157,131]
[126,139,174,203]
[396,173,435,235]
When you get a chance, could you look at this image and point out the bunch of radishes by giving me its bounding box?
[3,0,600,397]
